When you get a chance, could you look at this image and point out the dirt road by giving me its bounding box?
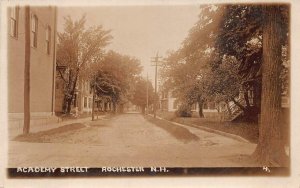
[8,113,257,167]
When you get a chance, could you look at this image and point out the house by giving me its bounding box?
[77,79,93,113]
[54,69,94,115]
[158,89,223,117]
[8,6,58,128]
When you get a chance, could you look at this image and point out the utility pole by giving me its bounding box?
[151,52,162,118]
[146,73,149,114]
[91,85,95,121]
[23,6,31,134]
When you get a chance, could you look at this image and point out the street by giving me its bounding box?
[9,113,257,167]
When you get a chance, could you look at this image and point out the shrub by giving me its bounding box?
[175,104,192,117]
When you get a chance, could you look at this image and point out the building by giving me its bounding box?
[77,79,93,113]
[55,73,95,115]
[158,89,222,117]
[8,6,58,127]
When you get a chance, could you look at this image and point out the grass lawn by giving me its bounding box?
[156,111,259,143]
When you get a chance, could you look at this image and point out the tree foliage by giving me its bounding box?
[131,77,155,113]
[91,50,142,113]
[57,15,112,113]
[161,5,224,117]
[161,3,290,165]
[161,4,289,122]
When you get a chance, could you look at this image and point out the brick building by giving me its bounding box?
[8,6,58,127]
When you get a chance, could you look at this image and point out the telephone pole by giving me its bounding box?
[151,52,163,118]
[146,72,149,114]
[23,6,31,134]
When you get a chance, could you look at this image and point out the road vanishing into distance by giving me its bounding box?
[9,113,257,167]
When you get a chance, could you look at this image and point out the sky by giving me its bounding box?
[57,5,200,82]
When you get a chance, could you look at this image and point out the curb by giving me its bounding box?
[148,114,250,143]
[190,124,250,143]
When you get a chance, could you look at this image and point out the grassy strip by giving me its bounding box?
[14,123,86,143]
[173,118,258,144]
[156,111,259,143]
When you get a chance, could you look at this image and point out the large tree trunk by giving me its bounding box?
[112,101,117,114]
[230,97,246,112]
[253,5,287,166]
[141,105,146,114]
[66,97,73,114]
[104,102,107,112]
[66,68,79,114]
[23,6,30,134]
[197,100,204,118]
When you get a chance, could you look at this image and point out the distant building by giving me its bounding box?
[8,6,58,127]
[77,79,93,113]
[54,69,94,114]
[158,89,221,117]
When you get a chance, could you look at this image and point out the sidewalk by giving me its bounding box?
[147,114,250,143]
[8,115,106,140]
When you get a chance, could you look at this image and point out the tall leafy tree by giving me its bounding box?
[214,4,289,121]
[91,51,142,113]
[253,4,289,166]
[131,77,155,114]
[56,15,112,114]
[161,5,224,117]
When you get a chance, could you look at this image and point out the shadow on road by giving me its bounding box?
[145,115,200,143]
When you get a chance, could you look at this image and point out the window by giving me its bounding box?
[164,92,168,98]
[191,103,197,110]
[10,7,18,37]
[173,101,178,109]
[85,81,89,92]
[88,98,92,109]
[46,26,51,54]
[84,97,87,108]
[31,15,38,47]
[248,87,254,105]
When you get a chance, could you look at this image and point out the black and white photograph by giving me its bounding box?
[0,0,299,187]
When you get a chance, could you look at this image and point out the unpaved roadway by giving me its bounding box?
[8,113,257,167]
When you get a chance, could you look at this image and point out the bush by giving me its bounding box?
[175,104,192,117]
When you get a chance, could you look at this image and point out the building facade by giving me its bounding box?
[55,73,94,115]
[158,89,221,116]
[77,79,93,113]
[8,6,58,126]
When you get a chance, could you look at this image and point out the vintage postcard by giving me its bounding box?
[0,0,299,187]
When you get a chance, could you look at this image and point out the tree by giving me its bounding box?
[132,77,155,114]
[160,5,225,118]
[213,5,264,121]
[91,51,142,114]
[253,5,288,166]
[56,15,112,114]
[214,4,289,122]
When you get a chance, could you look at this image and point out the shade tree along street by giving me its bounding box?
[56,15,112,114]
[160,4,290,166]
